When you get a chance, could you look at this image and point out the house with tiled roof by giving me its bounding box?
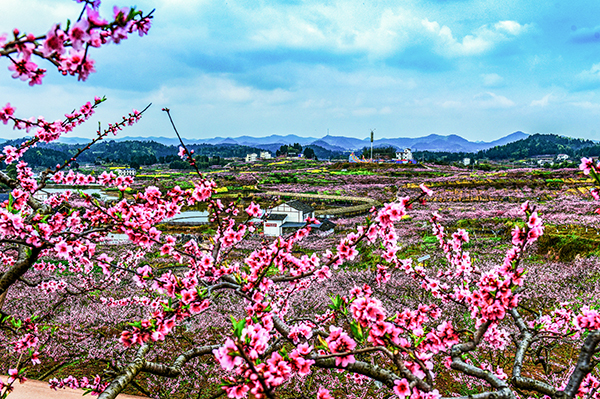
[263,200,314,236]
[263,200,335,236]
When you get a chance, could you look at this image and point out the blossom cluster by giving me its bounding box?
[0,1,152,84]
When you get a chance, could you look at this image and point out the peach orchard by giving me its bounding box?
[1,2,600,399]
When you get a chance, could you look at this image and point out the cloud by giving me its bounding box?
[494,21,528,36]
[421,19,531,58]
[421,19,492,56]
[574,63,600,91]
[473,92,515,109]
[530,93,551,107]
[571,101,600,111]
[482,73,504,87]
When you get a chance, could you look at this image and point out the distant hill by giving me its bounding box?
[485,131,529,147]
[0,139,269,168]
[413,133,598,164]
[5,132,600,167]
[308,139,348,153]
[480,133,594,160]
[44,131,530,153]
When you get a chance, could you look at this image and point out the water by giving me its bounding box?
[163,210,210,224]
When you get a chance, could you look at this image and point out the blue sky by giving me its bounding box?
[2,0,600,141]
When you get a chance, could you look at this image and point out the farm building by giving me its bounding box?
[263,200,334,236]
[117,168,137,177]
[396,148,413,161]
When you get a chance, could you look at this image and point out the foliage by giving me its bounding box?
[481,134,593,160]
[276,143,303,157]
[358,145,397,159]
[0,140,267,169]
[304,144,346,160]
[414,134,597,164]
[304,147,316,160]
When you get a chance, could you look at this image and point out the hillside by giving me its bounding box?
[0,140,268,168]
[39,131,530,153]
[479,134,595,160]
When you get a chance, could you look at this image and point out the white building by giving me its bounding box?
[396,148,413,161]
[463,158,471,166]
[263,200,315,236]
[260,151,272,159]
[245,153,258,162]
[117,168,137,177]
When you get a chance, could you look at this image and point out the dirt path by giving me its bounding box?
[1,377,146,398]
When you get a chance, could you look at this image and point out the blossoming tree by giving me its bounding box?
[2,2,600,399]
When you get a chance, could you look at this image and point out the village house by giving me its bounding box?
[117,168,137,177]
[245,153,258,162]
[260,151,272,160]
[531,155,556,166]
[396,148,413,161]
[263,200,335,236]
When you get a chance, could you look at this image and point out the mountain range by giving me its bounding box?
[44,131,530,153]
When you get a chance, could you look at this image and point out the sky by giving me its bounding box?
[1,0,600,142]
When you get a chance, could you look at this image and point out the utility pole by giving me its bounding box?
[370,129,375,162]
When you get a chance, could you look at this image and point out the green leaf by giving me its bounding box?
[230,316,246,338]
[328,294,342,311]
[349,321,364,342]
[7,193,14,212]
[128,321,143,329]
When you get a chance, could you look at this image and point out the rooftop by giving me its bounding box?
[265,214,288,221]
[286,200,314,213]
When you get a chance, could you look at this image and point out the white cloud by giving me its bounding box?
[421,19,491,56]
[0,0,79,32]
[575,63,600,90]
[530,93,552,107]
[578,63,600,78]
[494,20,529,36]
[421,19,530,58]
[237,2,532,61]
[482,73,504,87]
[572,101,600,110]
[473,92,515,109]
[352,8,418,57]
[250,11,328,49]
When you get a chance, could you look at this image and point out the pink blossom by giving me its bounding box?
[393,379,410,398]
[42,24,67,57]
[224,384,250,399]
[317,387,334,399]
[245,202,262,218]
[420,183,433,196]
[7,368,25,384]
[87,7,108,26]
[0,103,15,124]
[326,326,356,367]
[69,19,91,51]
[580,157,594,175]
